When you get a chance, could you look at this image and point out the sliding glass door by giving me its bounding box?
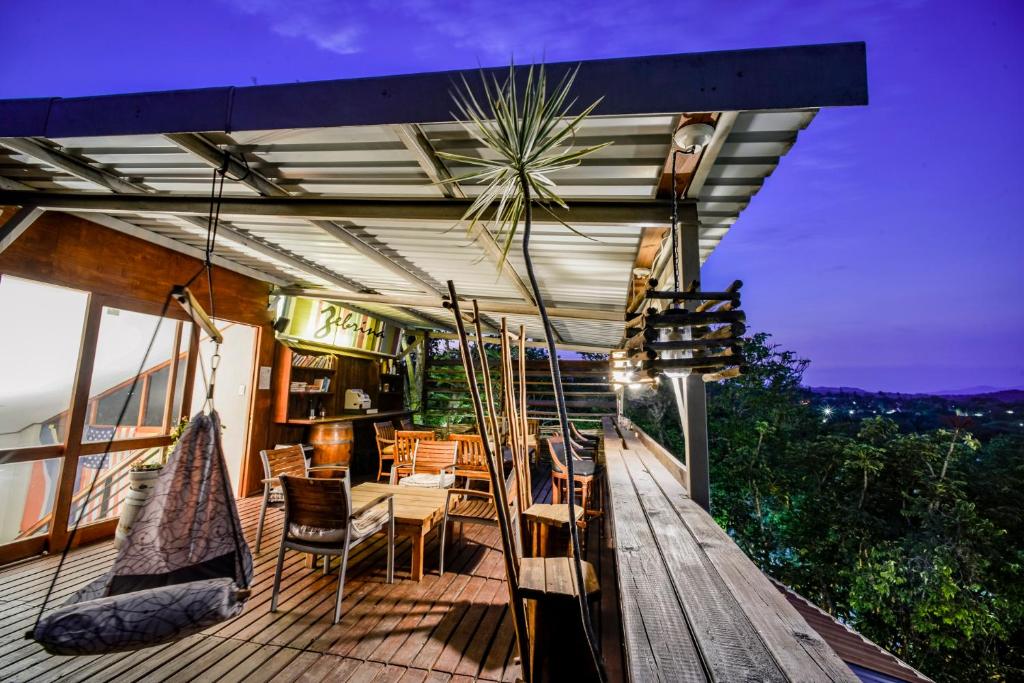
[0,275,197,563]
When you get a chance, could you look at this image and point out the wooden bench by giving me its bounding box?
[601,416,858,682]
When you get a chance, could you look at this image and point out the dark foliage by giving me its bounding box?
[624,332,1024,682]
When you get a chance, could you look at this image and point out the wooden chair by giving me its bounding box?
[526,418,540,461]
[271,475,394,624]
[373,421,396,482]
[449,433,490,490]
[547,436,603,521]
[391,429,435,484]
[394,439,459,488]
[439,470,517,575]
[255,445,348,553]
[569,421,598,449]
[399,417,415,431]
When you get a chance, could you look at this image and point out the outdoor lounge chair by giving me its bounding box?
[394,439,459,488]
[255,445,348,553]
[271,475,394,624]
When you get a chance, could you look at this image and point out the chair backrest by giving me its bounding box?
[412,440,458,475]
[527,418,540,436]
[279,475,351,534]
[569,421,595,443]
[395,429,435,466]
[546,436,567,474]
[449,433,487,469]
[373,421,396,442]
[399,418,414,431]
[260,445,307,482]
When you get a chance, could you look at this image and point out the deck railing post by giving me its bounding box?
[674,219,711,510]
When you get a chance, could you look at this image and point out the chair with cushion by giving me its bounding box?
[449,433,490,490]
[569,421,599,449]
[271,475,394,624]
[547,436,603,521]
[391,429,435,484]
[394,439,459,489]
[255,445,348,553]
[373,421,396,482]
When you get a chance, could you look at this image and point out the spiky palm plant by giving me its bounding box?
[439,64,609,679]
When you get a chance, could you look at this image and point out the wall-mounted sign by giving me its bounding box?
[281,297,402,356]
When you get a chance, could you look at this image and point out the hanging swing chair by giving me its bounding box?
[31,410,253,655]
[28,154,255,656]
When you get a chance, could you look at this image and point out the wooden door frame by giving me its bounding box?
[0,286,198,565]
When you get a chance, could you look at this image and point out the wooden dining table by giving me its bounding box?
[350,482,449,581]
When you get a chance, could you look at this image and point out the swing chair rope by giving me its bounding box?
[34,149,251,627]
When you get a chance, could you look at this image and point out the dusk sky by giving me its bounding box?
[2,0,1021,393]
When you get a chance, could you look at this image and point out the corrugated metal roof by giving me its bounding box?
[0,60,828,349]
[772,580,934,683]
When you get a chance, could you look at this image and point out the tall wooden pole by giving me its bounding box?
[673,220,711,511]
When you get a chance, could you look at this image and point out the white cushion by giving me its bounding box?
[351,503,390,537]
[399,472,456,489]
[288,523,346,544]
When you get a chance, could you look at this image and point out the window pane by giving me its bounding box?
[84,309,188,442]
[68,446,165,527]
[0,458,63,544]
[143,367,169,426]
[0,276,88,449]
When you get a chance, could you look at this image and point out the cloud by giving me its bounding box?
[220,0,364,55]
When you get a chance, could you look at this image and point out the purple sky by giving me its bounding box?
[1,0,1021,393]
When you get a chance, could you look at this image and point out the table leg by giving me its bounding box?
[411,533,425,581]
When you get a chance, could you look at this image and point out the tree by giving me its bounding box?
[626,330,1024,681]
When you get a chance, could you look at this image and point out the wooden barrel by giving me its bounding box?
[309,421,354,469]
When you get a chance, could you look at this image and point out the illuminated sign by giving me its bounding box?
[282,297,401,356]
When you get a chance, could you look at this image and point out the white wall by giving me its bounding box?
[190,322,257,496]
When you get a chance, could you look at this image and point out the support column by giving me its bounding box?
[672,215,711,510]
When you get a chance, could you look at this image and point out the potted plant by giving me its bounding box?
[115,416,188,548]
[439,64,609,677]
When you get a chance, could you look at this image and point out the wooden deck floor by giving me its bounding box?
[0,483,540,682]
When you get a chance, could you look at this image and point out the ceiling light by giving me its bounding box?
[673,122,715,153]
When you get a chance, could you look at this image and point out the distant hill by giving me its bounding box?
[807,386,1024,401]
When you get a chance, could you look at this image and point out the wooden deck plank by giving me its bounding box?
[616,429,787,681]
[602,428,708,683]
[0,481,531,683]
[625,433,858,682]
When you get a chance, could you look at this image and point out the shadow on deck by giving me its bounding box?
[0,467,620,683]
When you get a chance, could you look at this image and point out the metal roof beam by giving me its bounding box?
[277,286,623,323]
[0,138,371,292]
[0,205,44,253]
[165,132,451,297]
[0,42,867,138]
[431,331,609,355]
[0,190,675,226]
[392,124,539,307]
[68,211,289,285]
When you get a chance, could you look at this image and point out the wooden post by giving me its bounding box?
[49,297,103,552]
[673,216,711,511]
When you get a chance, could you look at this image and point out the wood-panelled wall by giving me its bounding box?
[0,209,276,497]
